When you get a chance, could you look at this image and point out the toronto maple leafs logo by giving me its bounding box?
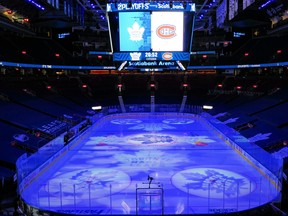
[182,169,245,197]
[71,169,114,188]
[172,168,255,199]
[128,22,145,41]
[130,52,141,61]
[223,117,239,124]
[233,135,250,143]
[110,119,142,125]
[248,133,272,142]
[162,118,194,125]
[42,168,130,199]
[213,112,228,118]
[128,123,175,131]
[130,134,174,144]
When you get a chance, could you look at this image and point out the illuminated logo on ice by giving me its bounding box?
[128,22,145,41]
[130,52,141,61]
[157,25,176,39]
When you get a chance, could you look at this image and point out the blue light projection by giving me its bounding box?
[172,168,255,199]
[162,118,195,124]
[21,113,279,215]
[128,123,175,131]
[27,0,45,10]
[41,168,130,199]
[110,118,142,125]
[85,133,215,148]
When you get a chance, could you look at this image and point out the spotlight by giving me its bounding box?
[203,105,213,110]
[92,106,102,111]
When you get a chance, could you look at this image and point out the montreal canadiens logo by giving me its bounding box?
[156,25,176,39]
[162,52,173,60]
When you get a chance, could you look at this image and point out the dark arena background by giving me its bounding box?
[0,0,288,215]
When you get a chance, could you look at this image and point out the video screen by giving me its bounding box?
[112,11,190,52]
[107,2,195,62]
[151,12,183,51]
[119,12,151,51]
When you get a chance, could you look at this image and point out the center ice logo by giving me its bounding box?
[156,25,176,39]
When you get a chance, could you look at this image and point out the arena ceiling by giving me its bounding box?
[77,0,223,31]
[0,0,284,33]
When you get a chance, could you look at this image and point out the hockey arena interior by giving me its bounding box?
[0,0,288,215]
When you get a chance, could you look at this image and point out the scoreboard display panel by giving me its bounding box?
[107,2,195,61]
[151,11,184,51]
[119,11,151,52]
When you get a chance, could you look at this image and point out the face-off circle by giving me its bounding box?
[163,118,195,125]
[172,168,255,199]
[110,119,142,125]
[41,168,131,200]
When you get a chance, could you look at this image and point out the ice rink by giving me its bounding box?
[21,113,280,215]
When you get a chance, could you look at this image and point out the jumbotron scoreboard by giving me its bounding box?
[107,1,195,64]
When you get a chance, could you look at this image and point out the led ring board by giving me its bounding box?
[107,1,196,62]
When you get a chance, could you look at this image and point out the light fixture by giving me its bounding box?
[92,106,102,111]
